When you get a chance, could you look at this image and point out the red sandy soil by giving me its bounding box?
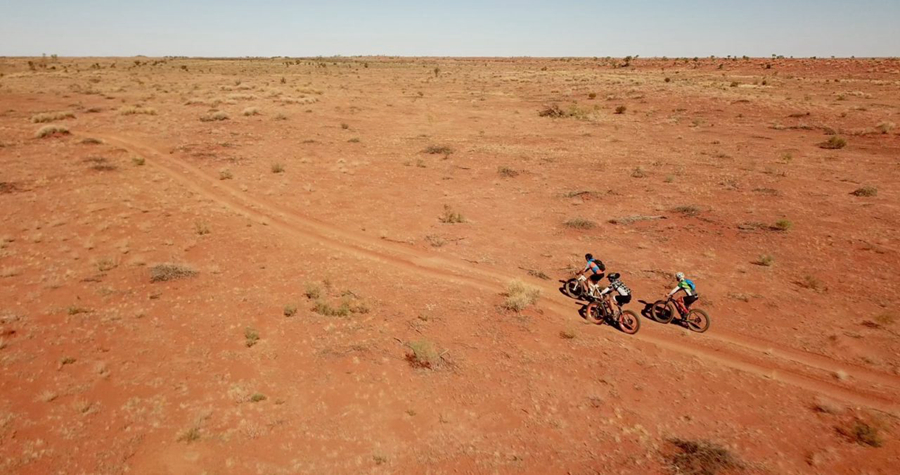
[1,56,899,474]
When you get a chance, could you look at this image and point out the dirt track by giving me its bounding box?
[1,56,899,473]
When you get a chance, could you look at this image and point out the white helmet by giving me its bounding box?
[675,272,685,281]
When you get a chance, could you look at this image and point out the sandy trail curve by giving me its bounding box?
[85,131,900,416]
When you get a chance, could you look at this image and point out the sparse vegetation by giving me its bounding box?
[631,166,646,178]
[797,274,826,292]
[851,186,877,197]
[149,263,197,283]
[875,121,895,134]
[671,205,700,217]
[283,304,297,317]
[313,299,351,317]
[503,279,541,312]
[773,219,793,231]
[424,145,453,156]
[439,205,465,224]
[242,107,260,116]
[564,218,596,229]
[250,393,267,402]
[665,438,742,475]
[754,254,775,267]
[219,169,233,180]
[200,111,229,122]
[497,166,519,177]
[615,105,627,114]
[31,111,74,123]
[66,306,89,315]
[271,162,285,173]
[819,136,846,149]
[839,420,884,448]
[244,327,260,347]
[35,124,70,138]
[559,328,576,339]
[177,426,201,443]
[304,283,322,300]
[131,156,145,166]
[406,339,438,369]
[119,106,157,116]
[195,221,210,235]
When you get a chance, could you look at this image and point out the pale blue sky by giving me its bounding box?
[1,1,897,57]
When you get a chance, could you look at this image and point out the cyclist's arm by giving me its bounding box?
[599,286,612,296]
[667,286,681,297]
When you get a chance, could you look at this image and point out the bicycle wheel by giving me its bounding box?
[651,300,676,324]
[686,308,711,333]
[618,310,640,335]
[585,302,603,324]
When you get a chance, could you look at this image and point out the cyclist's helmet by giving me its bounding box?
[585,253,593,261]
[608,272,620,281]
[675,272,685,281]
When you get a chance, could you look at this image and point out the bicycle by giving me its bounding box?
[650,297,710,333]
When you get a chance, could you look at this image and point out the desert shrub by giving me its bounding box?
[242,107,260,116]
[497,166,519,177]
[773,219,792,231]
[283,304,297,317]
[439,205,465,224]
[819,136,846,149]
[35,125,70,138]
[340,122,350,130]
[250,393,267,402]
[730,81,739,87]
[31,111,74,123]
[503,279,541,312]
[539,104,567,118]
[559,328,576,339]
[665,438,742,475]
[80,137,103,145]
[873,313,896,326]
[588,92,597,99]
[219,169,233,180]
[177,427,201,443]
[244,327,260,347]
[423,145,453,156]
[304,283,322,300]
[274,113,288,121]
[798,275,826,292]
[755,254,774,266]
[195,221,210,235]
[348,137,360,143]
[851,186,877,197]
[875,121,895,134]
[564,218,596,229]
[200,111,229,122]
[664,77,671,83]
[631,166,646,178]
[839,420,884,448]
[271,162,285,173]
[406,340,438,369]
[312,299,350,317]
[615,105,627,114]
[149,263,197,283]
[671,205,700,217]
[132,157,145,166]
[119,106,157,116]
[528,269,550,280]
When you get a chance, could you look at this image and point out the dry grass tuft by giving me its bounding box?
[119,106,157,116]
[503,279,541,312]
[200,111,229,122]
[819,136,846,149]
[242,107,260,116]
[564,218,596,230]
[851,186,877,197]
[149,263,197,283]
[424,145,453,156]
[31,111,74,123]
[665,438,742,475]
[838,419,884,447]
[35,124,70,138]
[439,205,465,224]
[406,340,438,369]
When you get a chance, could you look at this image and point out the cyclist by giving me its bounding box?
[598,273,632,308]
[667,272,699,309]
[574,253,605,295]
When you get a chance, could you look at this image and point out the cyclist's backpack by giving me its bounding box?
[684,279,696,292]
[592,259,606,272]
